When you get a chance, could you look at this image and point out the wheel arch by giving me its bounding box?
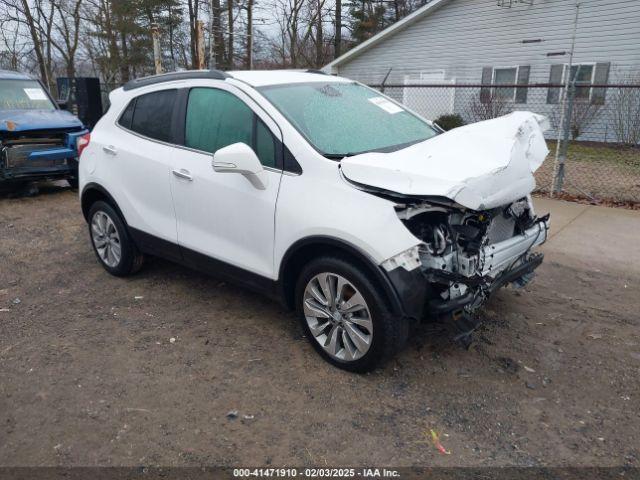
[278,236,405,317]
[81,183,126,224]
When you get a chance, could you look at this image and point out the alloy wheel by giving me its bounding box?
[91,211,122,268]
[303,272,373,362]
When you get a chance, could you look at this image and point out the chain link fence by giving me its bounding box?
[368,83,640,204]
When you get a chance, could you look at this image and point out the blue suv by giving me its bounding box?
[0,70,89,189]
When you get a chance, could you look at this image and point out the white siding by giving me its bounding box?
[334,0,640,85]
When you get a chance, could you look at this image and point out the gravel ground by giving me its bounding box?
[0,185,639,467]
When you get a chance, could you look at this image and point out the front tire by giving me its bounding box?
[295,256,409,372]
[88,201,143,276]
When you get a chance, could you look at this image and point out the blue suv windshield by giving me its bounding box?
[260,82,437,158]
[0,79,55,110]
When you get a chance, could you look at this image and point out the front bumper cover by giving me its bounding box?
[383,215,549,321]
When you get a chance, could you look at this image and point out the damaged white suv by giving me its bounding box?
[79,70,550,372]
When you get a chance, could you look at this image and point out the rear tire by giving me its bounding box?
[88,201,143,276]
[295,255,409,372]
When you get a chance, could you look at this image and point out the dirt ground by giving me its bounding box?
[0,185,639,468]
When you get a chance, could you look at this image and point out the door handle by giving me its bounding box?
[172,169,193,181]
[102,145,117,155]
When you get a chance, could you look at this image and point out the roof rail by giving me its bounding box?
[305,69,328,75]
[122,70,230,91]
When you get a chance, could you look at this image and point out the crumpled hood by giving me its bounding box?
[340,111,550,210]
[0,109,83,133]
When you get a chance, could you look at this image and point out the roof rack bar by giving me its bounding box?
[123,70,230,91]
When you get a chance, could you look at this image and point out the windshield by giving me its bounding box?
[260,82,437,157]
[0,79,55,110]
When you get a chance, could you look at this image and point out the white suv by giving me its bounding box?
[79,70,550,372]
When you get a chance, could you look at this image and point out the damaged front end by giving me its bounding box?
[338,111,553,344]
[382,196,549,344]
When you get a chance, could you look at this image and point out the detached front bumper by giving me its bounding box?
[383,215,550,321]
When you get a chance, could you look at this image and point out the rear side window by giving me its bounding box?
[128,89,177,142]
[185,87,278,167]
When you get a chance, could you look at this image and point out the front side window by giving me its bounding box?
[0,79,55,110]
[184,87,277,167]
[260,82,437,158]
[129,89,177,142]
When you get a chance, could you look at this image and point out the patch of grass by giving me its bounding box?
[547,140,640,171]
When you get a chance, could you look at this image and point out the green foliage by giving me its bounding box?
[434,114,466,131]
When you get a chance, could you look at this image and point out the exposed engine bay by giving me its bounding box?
[386,195,549,317]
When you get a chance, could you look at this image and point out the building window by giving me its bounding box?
[547,62,610,105]
[493,67,518,101]
[481,66,530,104]
[567,64,594,100]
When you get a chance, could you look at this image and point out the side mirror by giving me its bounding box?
[57,99,68,110]
[212,142,268,190]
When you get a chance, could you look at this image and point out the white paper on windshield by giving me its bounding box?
[23,88,48,100]
[368,96,404,114]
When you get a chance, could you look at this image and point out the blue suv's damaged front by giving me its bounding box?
[0,70,88,188]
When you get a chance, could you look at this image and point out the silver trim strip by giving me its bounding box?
[481,218,549,277]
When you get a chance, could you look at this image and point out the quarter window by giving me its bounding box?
[255,119,276,168]
[118,100,135,129]
[185,87,278,168]
[129,89,177,142]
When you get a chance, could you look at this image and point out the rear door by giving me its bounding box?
[170,84,283,279]
[98,89,180,258]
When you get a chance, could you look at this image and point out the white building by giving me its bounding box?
[324,0,640,141]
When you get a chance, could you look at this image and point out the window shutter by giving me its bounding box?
[515,66,530,103]
[591,62,610,105]
[547,64,564,104]
[480,67,492,104]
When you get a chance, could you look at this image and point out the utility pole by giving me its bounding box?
[551,1,580,196]
[196,20,205,69]
[151,23,163,74]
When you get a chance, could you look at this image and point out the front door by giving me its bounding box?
[170,85,283,280]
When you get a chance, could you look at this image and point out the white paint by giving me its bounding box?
[340,111,550,210]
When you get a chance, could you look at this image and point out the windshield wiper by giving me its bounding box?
[323,152,357,160]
